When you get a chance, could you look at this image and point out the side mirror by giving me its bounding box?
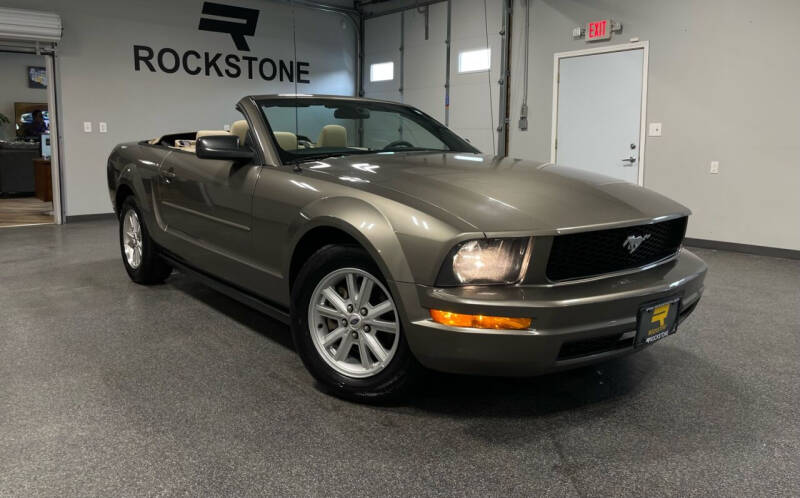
[196,135,254,161]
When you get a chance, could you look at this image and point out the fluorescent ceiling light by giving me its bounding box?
[458,48,491,73]
[370,62,394,82]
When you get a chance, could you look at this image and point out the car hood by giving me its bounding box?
[304,152,690,234]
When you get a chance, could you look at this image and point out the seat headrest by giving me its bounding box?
[273,131,298,151]
[196,130,231,139]
[317,124,348,148]
[231,120,250,143]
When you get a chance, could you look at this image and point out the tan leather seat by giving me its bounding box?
[230,120,250,144]
[317,124,347,148]
[196,130,231,139]
[273,131,298,151]
[173,139,196,152]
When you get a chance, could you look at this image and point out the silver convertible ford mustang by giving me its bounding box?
[107,95,707,401]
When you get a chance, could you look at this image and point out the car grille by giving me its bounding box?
[545,216,688,281]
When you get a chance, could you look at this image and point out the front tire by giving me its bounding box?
[119,196,172,285]
[291,245,422,402]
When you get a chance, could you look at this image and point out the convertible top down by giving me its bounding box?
[107,95,706,401]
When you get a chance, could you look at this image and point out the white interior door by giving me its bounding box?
[554,46,645,184]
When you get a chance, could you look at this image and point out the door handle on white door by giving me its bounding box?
[622,156,637,165]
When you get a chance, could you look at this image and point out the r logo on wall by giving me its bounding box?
[198,2,259,51]
[132,0,310,83]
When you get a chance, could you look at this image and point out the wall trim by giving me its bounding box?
[685,238,800,260]
[65,213,116,223]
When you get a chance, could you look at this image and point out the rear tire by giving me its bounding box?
[119,196,172,285]
[291,244,423,402]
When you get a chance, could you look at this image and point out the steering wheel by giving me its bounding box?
[383,140,415,150]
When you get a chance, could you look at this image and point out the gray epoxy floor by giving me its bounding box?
[1,220,798,497]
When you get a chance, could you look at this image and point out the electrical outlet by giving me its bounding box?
[710,161,719,174]
[648,122,662,137]
[223,124,231,131]
[83,121,92,133]
[99,122,108,133]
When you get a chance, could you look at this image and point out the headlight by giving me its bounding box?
[436,237,532,286]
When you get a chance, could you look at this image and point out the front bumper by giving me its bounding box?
[394,249,707,376]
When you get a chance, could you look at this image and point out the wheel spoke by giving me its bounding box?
[358,336,372,368]
[363,333,388,363]
[322,287,349,315]
[345,273,358,302]
[366,319,397,334]
[315,304,344,320]
[334,334,354,361]
[368,299,393,318]
[357,278,373,308]
[322,327,347,347]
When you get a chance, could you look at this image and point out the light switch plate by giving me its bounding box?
[99,122,108,133]
[83,121,92,133]
[648,122,662,137]
[710,161,719,174]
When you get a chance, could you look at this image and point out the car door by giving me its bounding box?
[155,136,261,283]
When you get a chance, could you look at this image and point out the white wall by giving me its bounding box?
[1,0,357,218]
[0,53,47,140]
[508,0,800,251]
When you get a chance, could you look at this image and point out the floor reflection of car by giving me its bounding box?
[106,95,707,401]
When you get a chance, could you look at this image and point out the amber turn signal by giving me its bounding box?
[429,309,532,330]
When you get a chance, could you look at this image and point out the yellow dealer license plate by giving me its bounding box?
[636,298,680,346]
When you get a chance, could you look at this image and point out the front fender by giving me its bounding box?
[285,196,415,284]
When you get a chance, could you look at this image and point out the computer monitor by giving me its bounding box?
[41,134,51,159]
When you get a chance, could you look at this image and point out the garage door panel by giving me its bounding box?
[404,44,445,92]
[403,2,447,44]
[451,127,494,154]
[364,51,401,101]
[450,0,502,38]
[404,87,445,122]
[364,13,401,102]
[365,13,401,55]
[365,92,402,104]
[449,83,494,132]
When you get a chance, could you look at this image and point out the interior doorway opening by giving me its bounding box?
[0,49,60,228]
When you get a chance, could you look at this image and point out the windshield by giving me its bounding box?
[258,97,478,164]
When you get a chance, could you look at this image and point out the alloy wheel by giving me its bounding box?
[122,209,143,269]
[308,268,400,378]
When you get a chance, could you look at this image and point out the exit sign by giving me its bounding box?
[586,19,611,41]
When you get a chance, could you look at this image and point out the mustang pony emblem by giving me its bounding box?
[623,234,651,254]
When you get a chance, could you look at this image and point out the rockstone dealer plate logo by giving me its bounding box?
[133,1,311,83]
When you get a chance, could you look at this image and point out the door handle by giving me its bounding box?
[160,168,176,182]
[622,156,637,165]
